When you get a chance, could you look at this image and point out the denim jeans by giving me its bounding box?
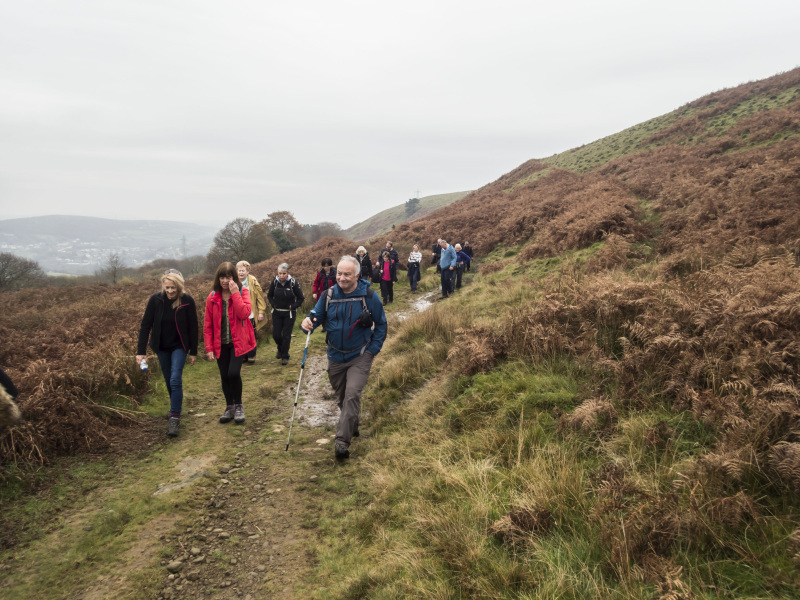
[156,347,187,414]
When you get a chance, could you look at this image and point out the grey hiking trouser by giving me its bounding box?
[327,351,374,447]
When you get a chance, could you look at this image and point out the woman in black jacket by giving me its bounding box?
[267,262,305,365]
[356,246,373,283]
[377,250,398,305]
[136,269,199,437]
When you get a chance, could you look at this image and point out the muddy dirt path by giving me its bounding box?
[2,292,437,599]
[136,352,345,600]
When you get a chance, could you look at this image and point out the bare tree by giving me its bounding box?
[206,218,277,271]
[95,252,126,284]
[0,252,46,290]
[262,211,301,233]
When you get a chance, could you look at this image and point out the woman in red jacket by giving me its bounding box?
[204,262,256,425]
[312,258,337,301]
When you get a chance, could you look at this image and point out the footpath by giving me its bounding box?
[1,288,439,600]
[2,336,356,600]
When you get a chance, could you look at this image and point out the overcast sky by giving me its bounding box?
[0,1,798,230]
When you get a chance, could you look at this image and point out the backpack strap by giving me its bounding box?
[323,287,375,355]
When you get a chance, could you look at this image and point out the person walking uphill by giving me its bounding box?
[377,250,397,305]
[236,261,267,364]
[407,244,422,292]
[136,270,198,437]
[438,239,457,299]
[301,255,387,459]
[267,262,305,366]
[312,258,336,301]
[454,243,471,291]
[204,262,256,425]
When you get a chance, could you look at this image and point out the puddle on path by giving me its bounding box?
[287,291,437,428]
[396,290,438,321]
[153,452,217,496]
[291,354,339,428]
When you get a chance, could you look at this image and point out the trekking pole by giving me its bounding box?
[285,330,311,451]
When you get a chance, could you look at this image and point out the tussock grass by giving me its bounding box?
[315,225,800,598]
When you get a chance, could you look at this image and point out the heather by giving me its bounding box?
[2,67,800,597]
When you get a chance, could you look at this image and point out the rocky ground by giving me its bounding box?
[149,354,345,600]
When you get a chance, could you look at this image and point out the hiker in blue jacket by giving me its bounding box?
[301,255,388,459]
[454,243,471,291]
[438,239,457,299]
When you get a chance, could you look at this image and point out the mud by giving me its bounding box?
[395,290,438,321]
[154,452,217,496]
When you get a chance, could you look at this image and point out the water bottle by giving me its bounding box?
[140,358,148,372]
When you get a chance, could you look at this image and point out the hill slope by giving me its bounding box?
[2,68,800,599]
[343,190,471,242]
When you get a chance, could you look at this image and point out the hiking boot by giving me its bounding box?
[281,358,288,366]
[234,404,245,424]
[219,405,234,424]
[167,416,180,437]
[334,441,350,459]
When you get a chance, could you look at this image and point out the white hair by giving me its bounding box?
[339,255,361,275]
[278,262,289,272]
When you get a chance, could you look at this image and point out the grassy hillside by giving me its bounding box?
[312,68,800,598]
[2,68,800,598]
[344,191,471,242]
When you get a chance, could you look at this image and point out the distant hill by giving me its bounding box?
[344,191,471,242]
[0,215,217,275]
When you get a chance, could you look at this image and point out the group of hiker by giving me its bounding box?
[136,261,304,438]
[133,238,474,457]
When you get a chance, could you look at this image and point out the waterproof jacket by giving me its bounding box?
[137,292,199,356]
[377,257,398,282]
[312,268,337,297]
[456,250,472,266]
[306,279,388,363]
[358,253,373,281]
[203,287,256,358]
[241,274,268,330]
[439,244,457,270]
[267,275,305,315]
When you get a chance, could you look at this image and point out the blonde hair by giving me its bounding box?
[236,260,251,271]
[161,272,185,308]
[356,246,367,255]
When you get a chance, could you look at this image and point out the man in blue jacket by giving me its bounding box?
[438,239,457,299]
[301,255,388,459]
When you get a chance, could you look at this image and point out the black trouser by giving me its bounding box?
[440,268,454,297]
[380,280,394,304]
[455,264,465,289]
[217,343,243,405]
[246,318,258,359]
[465,258,471,271]
[272,310,296,359]
[408,263,420,291]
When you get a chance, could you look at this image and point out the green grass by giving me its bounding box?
[307,246,800,599]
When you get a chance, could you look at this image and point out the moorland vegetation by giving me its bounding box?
[1,67,799,598]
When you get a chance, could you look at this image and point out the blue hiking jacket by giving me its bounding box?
[439,244,457,270]
[306,279,388,363]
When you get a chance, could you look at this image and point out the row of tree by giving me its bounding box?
[0,211,345,290]
[204,211,343,271]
